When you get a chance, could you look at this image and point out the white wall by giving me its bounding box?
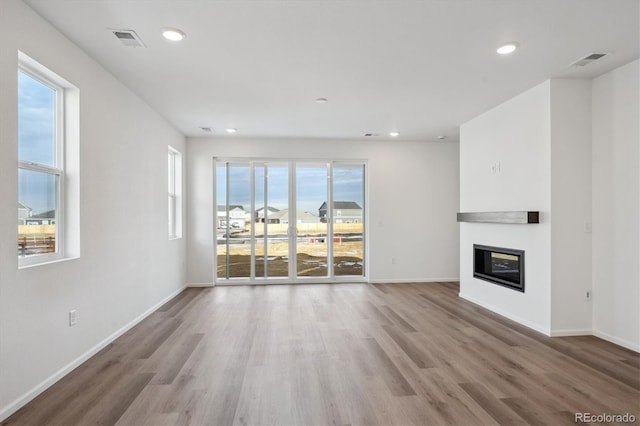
[0,0,187,419]
[592,59,640,351]
[461,67,639,349]
[459,81,552,334]
[549,80,592,335]
[186,137,460,285]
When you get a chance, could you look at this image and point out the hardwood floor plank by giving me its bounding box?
[382,324,435,368]
[379,305,418,332]
[501,397,564,426]
[128,317,182,360]
[147,333,204,385]
[459,382,527,425]
[361,337,417,396]
[419,292,525,347]
[79,372,155,426]
[4,282,639,426]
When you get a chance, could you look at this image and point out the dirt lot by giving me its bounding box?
[217,253,363,278]
[217,241,363,278]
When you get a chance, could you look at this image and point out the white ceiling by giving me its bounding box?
[24,0,639,141]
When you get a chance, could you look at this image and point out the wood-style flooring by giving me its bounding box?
[4,282,639,425]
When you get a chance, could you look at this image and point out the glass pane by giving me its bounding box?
[168,151,175,237]
[216,163,251,279]
[265,165,289,278]
[18,169,58,257]
[168,195,175,237]
[254,165,266,278]
[254,164,290,278]
[18,71,56,167]
[168,151,175,194]
[215,164,227,278]
[296,165,328,277]
[491,252,520,283]
[332,165,364,276]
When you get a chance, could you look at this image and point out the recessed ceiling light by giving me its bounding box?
[226,128,237,134]
[315,97,328,103]
[497,42,519,55]
[162,28,186,41]
[389,132,400,137]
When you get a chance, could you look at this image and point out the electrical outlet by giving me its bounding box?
[69,310,77,326]
[391,257,397,265]
[585,290,592,301]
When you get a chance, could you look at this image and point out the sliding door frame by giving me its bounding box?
[212,157,368,285]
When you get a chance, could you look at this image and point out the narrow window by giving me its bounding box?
[168,147,182,239]
[18,53,79,267]
[18,68,63,263]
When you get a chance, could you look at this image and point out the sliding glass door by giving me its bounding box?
[254,163,289,278]
[332,164,365,276]
[216,163,250,279]
[215,159,366,284]
[295,164,329,278]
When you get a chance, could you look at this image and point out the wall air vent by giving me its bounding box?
[570,52,607,67]
[112,29,147,48]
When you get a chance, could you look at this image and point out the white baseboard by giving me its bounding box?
[192,279,460,286]
[0,285,186,423]
[549,329,592,337]
[592,329,640,352]
[368,277,459,284]
[186,282,215,287]
[458,292,551,336]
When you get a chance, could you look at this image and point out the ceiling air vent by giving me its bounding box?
[364,133,379,137]
[570,52,607,67]
[112,29,146,48]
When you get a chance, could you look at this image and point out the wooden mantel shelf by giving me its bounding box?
[456,211,540,224]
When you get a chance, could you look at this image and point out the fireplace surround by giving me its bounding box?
[473,244,525,292]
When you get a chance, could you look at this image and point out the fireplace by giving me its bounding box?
[473,245,524,292]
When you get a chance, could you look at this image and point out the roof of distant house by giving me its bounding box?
[319,201,362,210]
[269,209,318,220]
[255,206,280,212]
[31,210,55,219]
[18,202,31,210]
[217,205,244,211]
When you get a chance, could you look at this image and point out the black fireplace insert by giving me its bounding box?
[473,244,524,292]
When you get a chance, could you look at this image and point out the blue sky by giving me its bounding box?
[217,164,364,214]
[18,69,365,219]
[18,71,57,215]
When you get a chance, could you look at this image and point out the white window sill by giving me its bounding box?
[19,255,79,270]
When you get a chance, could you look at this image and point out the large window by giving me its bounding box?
[18,54,79,267]
[215,159,366,283]
[18,68,63,263]
[168,146,182,239]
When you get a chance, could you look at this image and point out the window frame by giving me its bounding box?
[168,146,182,240]
[18,65,66,267]
[213,158,368,284]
